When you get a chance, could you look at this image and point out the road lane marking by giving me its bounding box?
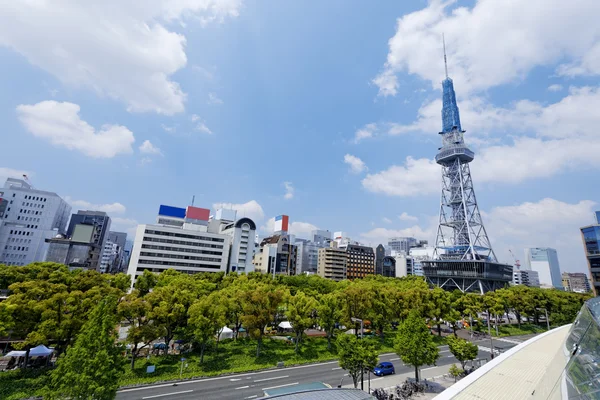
[253,375,289,383]
[245,396,258,399]
[235,386,250,390]
[118,347,447,393]
[440,350,451,353]
[390,357,400,361]
[262,382,299,391]
[422,367,437,371]
[370,377,384,382]
[230,378,242,381]
[332,367,343,370]
[141,390,193,399]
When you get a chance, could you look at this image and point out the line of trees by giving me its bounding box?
[0,262,592,374]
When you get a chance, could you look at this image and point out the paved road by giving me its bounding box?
[116,336,521,400]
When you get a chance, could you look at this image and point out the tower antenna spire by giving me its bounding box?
[443,33,448,79]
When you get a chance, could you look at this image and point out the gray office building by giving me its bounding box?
[66,210,111,271]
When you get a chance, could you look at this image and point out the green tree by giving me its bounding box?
[134,269,157,296]
[336,334,378,389]
[340,280,372,336]
[448,364,463,382]
[188,294,225,363]
[147,274,214,354]
[286,291,317,353]
[240,282,288,357]
[446,335,478,370]
[46,297,124,400]
[118,291,161,369]
[394,310,439,382]
[317,293,342,349]
[426,287,452,336]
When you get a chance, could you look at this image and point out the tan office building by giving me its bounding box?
[318,243,347,281]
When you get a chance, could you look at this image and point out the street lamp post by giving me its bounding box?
[351,317,364,339]
[536,308,550,331]
[485,312,494,359]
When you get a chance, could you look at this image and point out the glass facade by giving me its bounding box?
[581,224,600,296]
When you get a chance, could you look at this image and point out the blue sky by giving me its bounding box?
[1,0,599,274]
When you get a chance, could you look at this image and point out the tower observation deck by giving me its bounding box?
[422,58,512,293]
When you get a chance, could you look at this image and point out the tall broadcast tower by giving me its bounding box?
[422,39,512,293]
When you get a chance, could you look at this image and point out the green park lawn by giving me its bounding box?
[490,323,549,337]
[2,331,438,399]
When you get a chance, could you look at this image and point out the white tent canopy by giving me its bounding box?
[29,345,54,357]
[278,321,292,330]
[3,350,26,357]
[218,326,234,341]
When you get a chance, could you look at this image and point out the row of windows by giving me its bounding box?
[3,261,25,266]
[138,259,222,269]
[23,195,47,202]
[141,244,222,256]
[21,202,44,208]
[4,245,29,251]
[145,229,225,243]
[16,216,40,222]
[139,251,222,263]
[20,209,42,215]
[9,230,34,236]
[8,238,32,244]
[143,236,224,249]
[2,253,27,260]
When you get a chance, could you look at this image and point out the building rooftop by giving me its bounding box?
[435,296,600,399]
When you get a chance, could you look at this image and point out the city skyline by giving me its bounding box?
[1,0,599,275]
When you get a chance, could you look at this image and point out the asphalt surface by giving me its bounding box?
[116,335,523,400]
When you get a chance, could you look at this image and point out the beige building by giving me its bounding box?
[561,272,591,293]
[252,234,297,276]
[317,242,347,281]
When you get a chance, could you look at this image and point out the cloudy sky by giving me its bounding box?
[1,0,598,274]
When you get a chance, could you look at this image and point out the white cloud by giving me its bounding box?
[360,224,434,246]
[0,1,242,114]
[484,198,596,273]
[111,217,139,239]
[261,217,318,239]
[212,200,265,222]
[344,154,367,174]
[0,167,33,184]
[353,123,377,143]
[161,124,176,133]
[374,0,600,96]
[283,182,294,200]
[191,115,213,134]
[362,157,439,197]
[208,92,223,105]
[398,212,418,222]
[547,84,563,92]
[139,140,163,156]
[64,196,126,214]
[362,86,600,196]
[16,101,135,158]
[382,217,393,224]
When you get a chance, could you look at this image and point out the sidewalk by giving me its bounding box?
[342,364,456,397]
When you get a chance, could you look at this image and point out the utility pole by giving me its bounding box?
[486,312,494,359]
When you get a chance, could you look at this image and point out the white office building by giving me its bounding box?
[512,269,540,287]
[127,223,231,282]
[0,178,71,266]
[218,216,257,274]
[409,246,441,277]
[524,247,562,289]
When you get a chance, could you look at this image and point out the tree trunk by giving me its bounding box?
[460,360,466,370]
[352,373,358,388]
[23,347,31,369]
[256,332,263,357]
[414,365,419,382]
[131,345,138,370]
[200,343,205,363]
[294,332,300,354]
[495,315,499,336]
[515,311,521,329]
[437,322,442,337]
[326,332,332,350]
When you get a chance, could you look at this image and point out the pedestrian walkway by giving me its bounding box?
[495,337,521,345]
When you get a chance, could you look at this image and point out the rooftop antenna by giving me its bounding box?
[442,33,448,79]
[191,195,195,206]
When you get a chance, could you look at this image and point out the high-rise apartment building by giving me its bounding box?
[0,178,71,266]
[580,212,600,296]
[524,247,562,289]
[389,237,418,254]
[317,242,347,281]
[99,231,127,273]
[393,252,414,277]
[253,234,297,276]
[562,272,591,294]
[512,269,540,287]
[345,244,375,279]
[66,210,111,271]
[127,205,231,284]
[375,244,386,275]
